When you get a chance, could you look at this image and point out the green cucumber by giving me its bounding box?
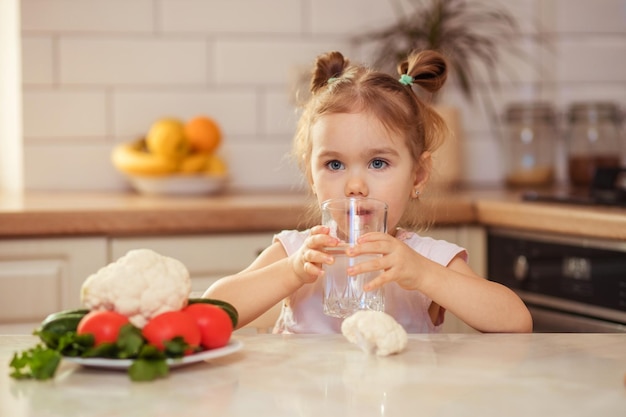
[188,298,239,328]
[37,309,90,349]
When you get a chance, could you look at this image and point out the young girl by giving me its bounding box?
[204,50,532,334]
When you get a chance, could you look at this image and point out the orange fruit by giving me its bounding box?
[184,116,222,153]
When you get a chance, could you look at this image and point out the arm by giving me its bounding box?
[203,226,339,329]
[348,233,533,333]
[203,242,300,329]
[417,255,532,333]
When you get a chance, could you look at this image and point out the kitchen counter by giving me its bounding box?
[0,190,475,237]
[1,333,625,417]
[0,188,625,239]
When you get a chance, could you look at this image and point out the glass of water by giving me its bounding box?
[321,197,388,318]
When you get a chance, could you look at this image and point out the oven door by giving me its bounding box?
[488,228,626,333]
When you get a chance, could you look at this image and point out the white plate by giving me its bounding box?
[127,174,228,196]
[63,339,243,370]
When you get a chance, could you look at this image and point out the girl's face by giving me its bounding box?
[309,111,428,232]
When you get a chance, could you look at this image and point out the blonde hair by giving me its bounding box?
[293,50,449,229]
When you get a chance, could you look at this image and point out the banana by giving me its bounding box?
[111,138,178,176]
[205,154,228,175]
[179,152,212,174]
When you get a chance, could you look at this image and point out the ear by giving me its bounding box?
[412,151,431,196]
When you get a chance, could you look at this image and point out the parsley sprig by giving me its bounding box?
[9,324,193,382]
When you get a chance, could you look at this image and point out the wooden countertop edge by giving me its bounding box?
[1,191,624,239]
[475,199,626,240]
[0,207,313,237]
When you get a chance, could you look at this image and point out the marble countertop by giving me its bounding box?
[1,333,625,416]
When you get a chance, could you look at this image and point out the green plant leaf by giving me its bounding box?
[116,324,145,359]
[9,345,62,380]
[128,358,169,382]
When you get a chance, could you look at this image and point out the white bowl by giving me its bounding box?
[127,174,228,196]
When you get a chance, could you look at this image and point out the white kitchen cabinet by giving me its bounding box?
[0,237,108,333]
[110,233,281,332]
[110,233,275,295]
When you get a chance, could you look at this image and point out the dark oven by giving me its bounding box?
[488,227,626,332]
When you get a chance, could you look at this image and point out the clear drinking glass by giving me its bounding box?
[321,197,388,318]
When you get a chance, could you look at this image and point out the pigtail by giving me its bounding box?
[310,51,350,94]
[397,50,447,94]
[397,50,449,156]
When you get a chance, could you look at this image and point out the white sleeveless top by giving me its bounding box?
[272,228,467,334]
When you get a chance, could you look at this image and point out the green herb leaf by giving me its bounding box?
[163,337,190,358]
[116,324,145,359]
[57,332,94,356]
[128,358,169,382]
[9,345,61,380]
[83,342,117,358]
[138,343,166,360]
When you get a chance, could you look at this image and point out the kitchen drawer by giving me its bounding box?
[0,259,64,322]
[0,237,108,326]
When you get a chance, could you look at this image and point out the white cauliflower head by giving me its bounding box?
[80,249,191,328]
[341,310,408,356]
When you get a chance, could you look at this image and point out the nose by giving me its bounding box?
[344,173,368,197]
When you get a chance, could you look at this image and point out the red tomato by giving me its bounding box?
[142,310,201,353]
[184,304,233,350]
[77,310,130,346]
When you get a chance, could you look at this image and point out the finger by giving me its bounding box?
[356,231,388,243]
[346,255,386,276]
[346,241,388,257]
[303,261,324,278]
[363,272,392,291]
[310,225,330,236]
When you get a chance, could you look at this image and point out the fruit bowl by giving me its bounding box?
[126,174,228,196]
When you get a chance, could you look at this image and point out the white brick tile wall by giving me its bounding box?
[309,0,397,35]
[23,89,107,138]
[113,90,258,138]
[555,38,626,82]
[264,91,300,136]
[214,39,351,85]
[549,0,626,33]
[21,0,154,33]
[59,38,208,85]
[160,0,303,34]
[21,37,54,84]
[16,0,626,191]
[224,141,304,191]
[25,143,128,191]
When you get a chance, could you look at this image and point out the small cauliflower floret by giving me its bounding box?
[80,249,191,328]
[341,310,408,356]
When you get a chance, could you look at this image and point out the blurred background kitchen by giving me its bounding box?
[1,0,625,193]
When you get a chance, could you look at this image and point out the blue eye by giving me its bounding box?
[327,160,344,171]
[370,159,388,169]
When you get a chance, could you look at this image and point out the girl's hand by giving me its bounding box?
[289,225,339,285]
[345,232,425,291]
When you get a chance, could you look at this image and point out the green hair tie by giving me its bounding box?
[399,74,414,86]
[327,77,339,85]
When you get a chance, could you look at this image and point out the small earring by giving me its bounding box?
[414,189,420,196]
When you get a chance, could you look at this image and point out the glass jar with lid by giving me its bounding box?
[502,102,557,188]
[566,101,624,187]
